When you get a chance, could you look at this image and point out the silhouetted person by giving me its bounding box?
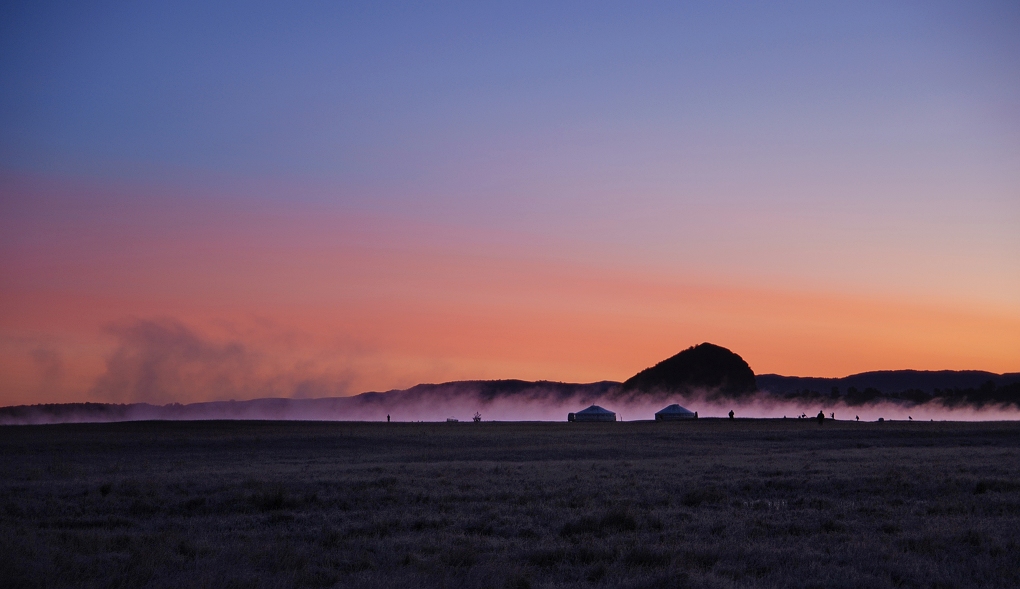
[817,411,825,424]
[729,410,734,420]
[908,416,912,421]
[856,415,859,422]
[387,414,390,423]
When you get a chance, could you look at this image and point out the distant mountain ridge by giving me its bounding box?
[756,370,1020,407]
[0,381,620,425]
[371,379,620,403]
[2,343,1019,424]
[757,370,1020,395]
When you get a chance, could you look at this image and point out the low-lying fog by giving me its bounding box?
[3,385,1019,425]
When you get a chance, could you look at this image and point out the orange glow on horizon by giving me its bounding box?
[3,231,1018,406]
[2,174,1018,406]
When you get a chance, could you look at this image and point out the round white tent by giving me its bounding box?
[655,404,697,421]
[568,405,616,422]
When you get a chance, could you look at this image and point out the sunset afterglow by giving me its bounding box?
[2,2,1018,407]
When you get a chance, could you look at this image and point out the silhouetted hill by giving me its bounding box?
[621,343,757,396]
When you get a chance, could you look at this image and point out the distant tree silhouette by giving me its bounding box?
[845,387,882,406]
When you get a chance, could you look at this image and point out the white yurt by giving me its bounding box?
[568,405,617,422]
[654,404,697,421]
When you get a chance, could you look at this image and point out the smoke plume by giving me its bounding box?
[88,318,354,405]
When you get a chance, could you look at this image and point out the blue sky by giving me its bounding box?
[4,1,1017,186]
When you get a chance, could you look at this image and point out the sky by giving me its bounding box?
[1,1,1018,407]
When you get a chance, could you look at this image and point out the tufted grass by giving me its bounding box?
[2,419,1019,588]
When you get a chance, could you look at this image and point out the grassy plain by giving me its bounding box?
[1,419,1019,588]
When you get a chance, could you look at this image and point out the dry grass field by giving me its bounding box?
[2,419,1019,589]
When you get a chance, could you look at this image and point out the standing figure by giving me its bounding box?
[728,410,735,420]
[817,411,825,424]
[387,414,390,423]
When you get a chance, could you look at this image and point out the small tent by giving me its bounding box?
[655,404,697,421]
[568,405,616,422]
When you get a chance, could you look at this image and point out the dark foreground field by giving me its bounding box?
[2,420,1019,589]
